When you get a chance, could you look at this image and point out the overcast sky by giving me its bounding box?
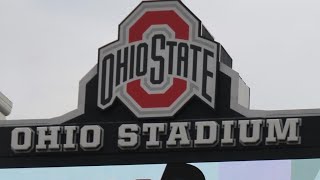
[1,0,320,120]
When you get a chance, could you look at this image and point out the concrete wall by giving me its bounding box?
[0,92,12,120]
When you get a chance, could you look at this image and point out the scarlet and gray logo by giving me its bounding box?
[98,1,219,118]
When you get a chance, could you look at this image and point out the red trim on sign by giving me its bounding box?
[127,78,187,108]
[129,10,189,42]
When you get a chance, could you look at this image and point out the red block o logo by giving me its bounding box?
[97,1,218,118]
[127,10,189,109]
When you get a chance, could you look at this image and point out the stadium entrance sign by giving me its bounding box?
[2,0,320,169]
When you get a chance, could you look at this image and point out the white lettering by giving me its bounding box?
[118,124,140,149]
[239,120,264,146]
[143,123,166,149]
[266,118,301,145]
[11,128,34,152]
[80,125,104,151]
[194,121,219,147]
[167,122,192,147]
[36,126,62,151]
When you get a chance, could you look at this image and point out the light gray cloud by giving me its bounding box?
[1,0,320,120]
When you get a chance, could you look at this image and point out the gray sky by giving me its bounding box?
[1,0,320,120]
